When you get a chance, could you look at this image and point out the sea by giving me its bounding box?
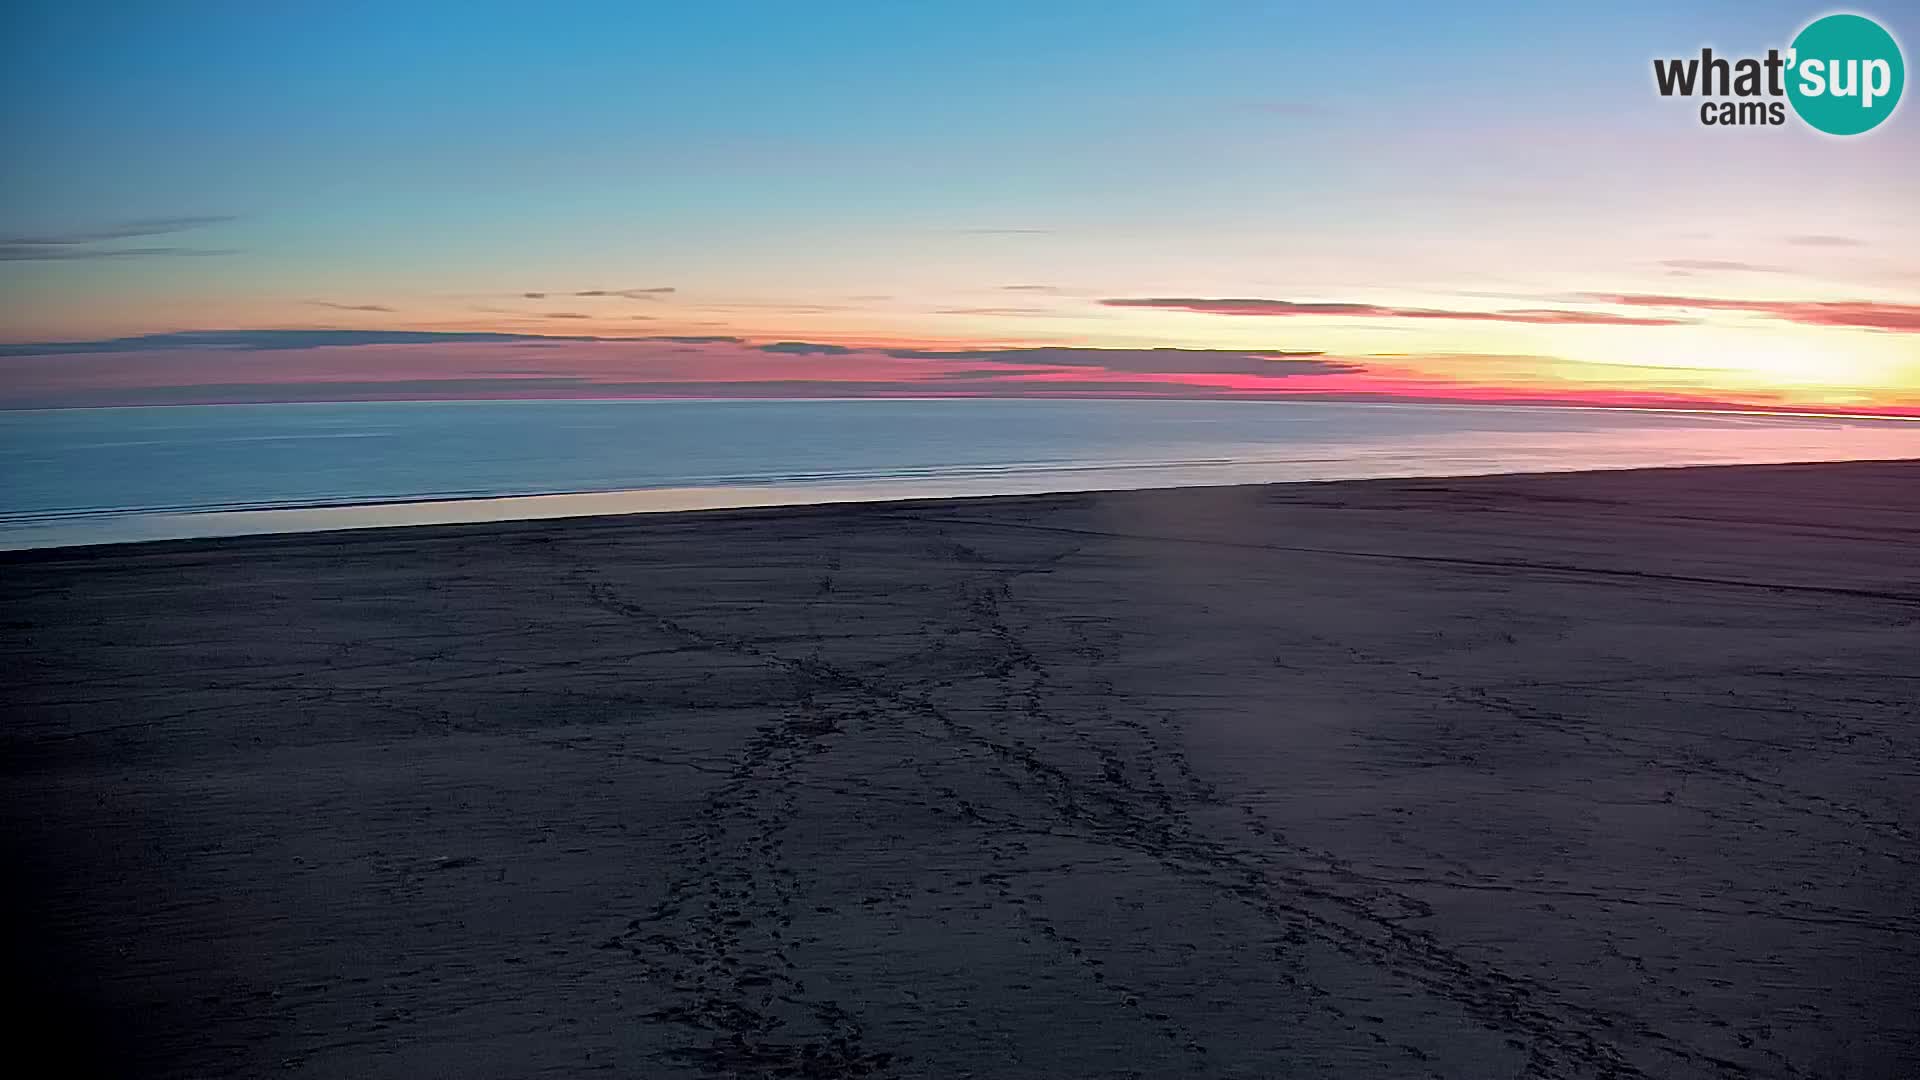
[2,398,1916,549]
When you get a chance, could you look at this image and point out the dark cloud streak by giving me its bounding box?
[524,288,676,300]
[875,345,1349,376]
[1584,294,1920,332]
[0,215,237,246]
[0,215,238,261]
[0,329,628,356]
[1658,259,1782,273]
[0,245,237,261]
[1102,297,1691,327]
[308,301,397,313]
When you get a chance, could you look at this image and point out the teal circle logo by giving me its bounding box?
[1787,13,1904,135]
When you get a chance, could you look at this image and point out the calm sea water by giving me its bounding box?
[2,399,1917,549]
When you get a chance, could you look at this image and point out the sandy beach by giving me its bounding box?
[4,459,1917,1079]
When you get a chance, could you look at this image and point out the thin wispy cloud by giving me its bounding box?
[0,244,238,261]
[1583,295,1920,332]
[0,215,237,246]
[522,287,676,300]
[1658,259,1783,273]
[308,301,396,313]
[1101,297,1691,327]
[878,345,1349,376]
[0,215,238,261]
[0,330,617,356]
[1785,235,1864,247]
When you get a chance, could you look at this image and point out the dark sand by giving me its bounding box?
[5,460,1918,1079]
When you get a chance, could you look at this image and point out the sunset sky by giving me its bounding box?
[2,1,1916,414]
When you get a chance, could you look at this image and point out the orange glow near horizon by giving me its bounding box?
[3,319,1916,418]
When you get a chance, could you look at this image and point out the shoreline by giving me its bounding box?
[7,393,1920,419]
[6,459,1918,1077]
[7,454,1920,557]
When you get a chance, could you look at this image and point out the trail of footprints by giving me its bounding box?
[599,674,898,1077]
[570,533,1767,1079]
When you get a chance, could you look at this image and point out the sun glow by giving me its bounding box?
[1534,322,1916,396]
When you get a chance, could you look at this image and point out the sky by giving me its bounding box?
[2,0,1917,414]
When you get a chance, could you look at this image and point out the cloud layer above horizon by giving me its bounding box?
[3,328,1915,417]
